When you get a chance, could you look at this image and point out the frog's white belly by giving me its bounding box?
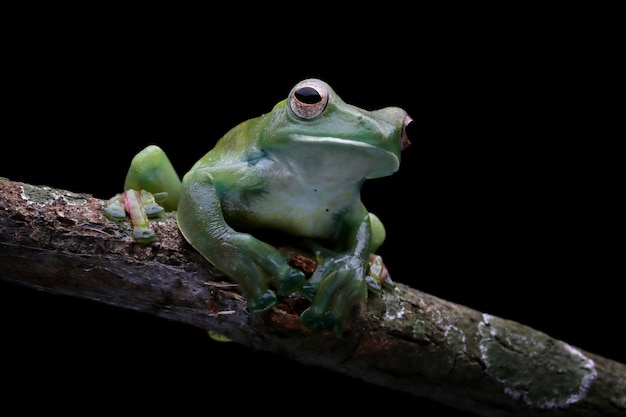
[222,177,360,240]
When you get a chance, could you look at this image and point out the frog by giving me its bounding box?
[104,78,412,333]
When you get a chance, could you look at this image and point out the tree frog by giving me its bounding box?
[104,78,412,333]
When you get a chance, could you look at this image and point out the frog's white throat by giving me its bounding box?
[273,134,400,181]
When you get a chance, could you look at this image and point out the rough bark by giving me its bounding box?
[1,179,624,417]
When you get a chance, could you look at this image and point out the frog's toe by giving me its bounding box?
[275,269,305,295]
[321,312,344,334]
[367,254,395,292]
[299,307,324,330]
[299,308,343,333]
[103,194,127,220]
[382,275,395,290]
[365,275,382,293]
[299,282,318,301]
[247,290,277,313]
[144,203,165,218]
[132,227,157,244]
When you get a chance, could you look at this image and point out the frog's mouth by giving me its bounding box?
[284,134,400,179]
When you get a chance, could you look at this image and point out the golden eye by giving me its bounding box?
[288,79,328,119]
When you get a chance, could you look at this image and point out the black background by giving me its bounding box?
[1,16,621,416]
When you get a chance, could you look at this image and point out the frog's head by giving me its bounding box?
[262,78,412,180]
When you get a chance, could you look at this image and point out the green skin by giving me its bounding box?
[106,79,412,333]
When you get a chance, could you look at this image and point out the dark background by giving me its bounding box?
[1,17,620,416]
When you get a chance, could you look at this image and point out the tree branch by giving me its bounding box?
[1,179,624,417]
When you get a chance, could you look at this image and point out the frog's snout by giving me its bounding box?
[401,114,413,151]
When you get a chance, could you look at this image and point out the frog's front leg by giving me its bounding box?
[176,168,305,313]
[298,212,397,333]
[298,214,375,333]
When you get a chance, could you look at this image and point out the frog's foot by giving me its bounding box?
[247,289,278,313]
[299,267,368,334]
[365,254,395,293]
[103,189,165,244]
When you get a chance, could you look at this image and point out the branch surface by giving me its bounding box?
[1,179,624,417]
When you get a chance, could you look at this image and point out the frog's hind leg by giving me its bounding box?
[365,213,396,292]
[123,145,182,212]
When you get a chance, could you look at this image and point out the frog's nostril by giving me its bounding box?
[401,115,413,151]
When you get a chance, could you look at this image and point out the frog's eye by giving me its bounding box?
[289,79,329,119]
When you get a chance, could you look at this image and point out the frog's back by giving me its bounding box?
[192,116,267,169]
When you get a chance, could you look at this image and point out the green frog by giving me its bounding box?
[104,78,412,333]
